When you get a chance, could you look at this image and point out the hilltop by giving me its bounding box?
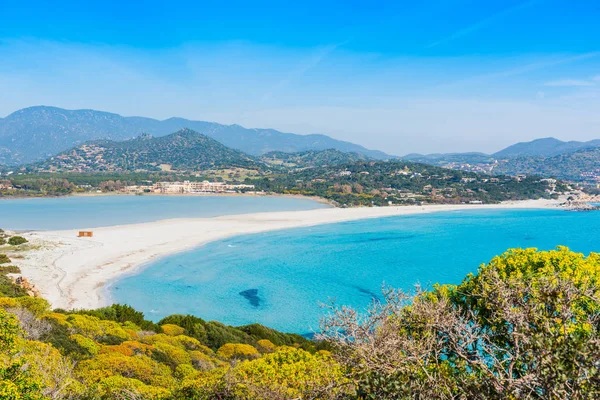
[399,138,600,182]
[493,137,600,158]
[494,147,600,182]
[0,106,390,165]
[30,129,262,173]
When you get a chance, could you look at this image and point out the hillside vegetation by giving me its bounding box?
[398,138,600,183]
[1,247,599,398]
[249,160,561,206]
[493,137,600,158]
[3,148,562,203]
[493,147,600,182]
[30,129,262,173]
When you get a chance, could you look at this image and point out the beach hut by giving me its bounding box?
[78,231,93,238]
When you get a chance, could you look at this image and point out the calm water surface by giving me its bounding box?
[112,208,600,334]
[0,195,329,230]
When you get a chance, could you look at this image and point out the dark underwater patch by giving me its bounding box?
[239,288,261,307]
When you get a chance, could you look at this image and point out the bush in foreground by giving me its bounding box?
[0,247,598,399]
[319,246,600,399]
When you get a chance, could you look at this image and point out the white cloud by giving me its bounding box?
[544,79,596,87]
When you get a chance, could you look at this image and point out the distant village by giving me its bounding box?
[119,180,256,194]
[0,179,256,195]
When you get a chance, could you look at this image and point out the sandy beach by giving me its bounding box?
[13,199,561,310]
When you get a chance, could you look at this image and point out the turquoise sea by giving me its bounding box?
[112,208,600,335]
[0,195,329,230]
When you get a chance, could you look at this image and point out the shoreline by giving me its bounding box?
[15,199,562,310]
[70,191,340,207]
[1,191,338,207]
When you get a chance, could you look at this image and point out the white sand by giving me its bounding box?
[14,199,561,310]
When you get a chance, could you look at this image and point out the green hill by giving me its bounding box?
[31,129,263,173]
[493,137,600,158]
[493,147,600,181]
[249,160,560,206]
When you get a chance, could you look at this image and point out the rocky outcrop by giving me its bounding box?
[562,201,599,211]
[10,276,41,297]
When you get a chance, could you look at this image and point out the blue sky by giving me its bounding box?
[1,0,599,154]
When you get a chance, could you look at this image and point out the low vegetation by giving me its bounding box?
[30,129,262,173]
[1,247,598,398]
[248,160,562,206]
[494,147,600,182]
[2,141,564,204]
[7,236,28,246]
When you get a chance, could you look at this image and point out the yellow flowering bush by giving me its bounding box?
[216,343,260,360]
[230,346,350,399]
[0,309,45,399]
[76,352,176,388]
[91,375,171,399]
[161,323,185,336]
[256,339,276,352]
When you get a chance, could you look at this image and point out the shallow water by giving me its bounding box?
[0,195,329,230]
[112,208,600,334]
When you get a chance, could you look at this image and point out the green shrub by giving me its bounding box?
[322,247,600,399]
[216,343,259,360]
[157,314,318,351]
[8,236,28,246]
[68,303,161,332]
[0,254,11,264]
[0,274,28,297]
[0,265,21,274]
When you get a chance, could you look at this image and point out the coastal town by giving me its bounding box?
[119,180,256,194]
[0,178,257,195]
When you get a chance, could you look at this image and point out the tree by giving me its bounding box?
[8,236,28,246]
[0,309,45,399]
[319,247,600,399]
[175,347,351,400]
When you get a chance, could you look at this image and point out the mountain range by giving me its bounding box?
[0,106,389,165]
[493,137,600,158]
[403,137,600,162]
[3,106,600,182]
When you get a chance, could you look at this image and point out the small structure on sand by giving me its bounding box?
[78,231,93,238]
